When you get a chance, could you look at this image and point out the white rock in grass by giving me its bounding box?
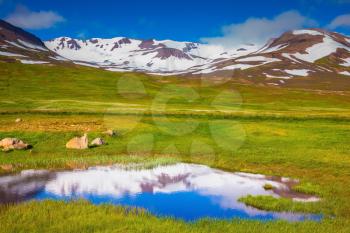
[91,138,105,147]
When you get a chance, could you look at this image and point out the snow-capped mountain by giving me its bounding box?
[189,29,350,78]
[1,19,350,79]
[43,28,350,78]
[44,37,259,73]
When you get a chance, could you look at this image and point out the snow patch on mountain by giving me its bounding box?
[292,30,323,36]
[291,34,349,63]
[264,73,291,79]
[19,59,49,64]
[5,40,32,50]
[73,61,100,68]
[339,71,350,76]
[17,39,48,51]
[235,56,280,63]
[340,58,350,67]
[282,53,301,63]
[49,56,69,61]
[221,64,257,70]
[0,51,27,57]
[258,43,288,54]
[192,67,217,74]
[284,69,312,76]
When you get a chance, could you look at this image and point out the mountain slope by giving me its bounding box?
[0,19,68,64]
[190,29,350,78]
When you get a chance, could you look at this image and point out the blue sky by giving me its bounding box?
[0,0,349,44]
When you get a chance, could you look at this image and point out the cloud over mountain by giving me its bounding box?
[201,11,317,48]
[5,5,65,30]
[328,14,350,29]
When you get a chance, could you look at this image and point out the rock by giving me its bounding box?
[90,138,105,146]
[15,118,22,123]
[0,138,30,151]
[0,164,13,171]
[0,138,15,148]
[103,129,117,137]
[66,134,88,149]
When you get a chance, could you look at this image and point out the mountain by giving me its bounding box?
[43,29,350,78]
[190,29,350,78]
[44,37,258,73]
[1,19,350,80]
[0,19,68,64]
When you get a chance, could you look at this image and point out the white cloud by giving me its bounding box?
[5,5,65,30]
[327,14,350,29]
[201,10,317,48]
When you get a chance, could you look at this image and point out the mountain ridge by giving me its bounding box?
[1,19,350,80]
[42,28,350,78]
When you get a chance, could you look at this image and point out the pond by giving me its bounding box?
[0,163,322,222]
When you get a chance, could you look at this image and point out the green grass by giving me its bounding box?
[263,183,275,190]
[238,195,321,214]
[292,182,323,196]
[1,62,350,116]
[0,62,350,232]
[1,114,349,173]
[1,201,349,233]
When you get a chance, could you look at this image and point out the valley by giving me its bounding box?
[0,14,350,233]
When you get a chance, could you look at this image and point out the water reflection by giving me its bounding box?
[0,163,322,221]
[0,170,55,204]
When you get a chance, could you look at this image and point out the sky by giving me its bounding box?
[0,0,349,47]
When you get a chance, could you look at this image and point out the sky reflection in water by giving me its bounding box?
[0,163,322,221]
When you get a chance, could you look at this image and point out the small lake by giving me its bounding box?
[0,163,322,222]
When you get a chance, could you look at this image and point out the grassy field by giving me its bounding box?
[1,62,350,116]
[0,61,350,232]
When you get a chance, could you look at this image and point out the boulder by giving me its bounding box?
[90,138,105,147]
[66,134,88,149]
[103,129,117,137]
[0,138,30,151]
